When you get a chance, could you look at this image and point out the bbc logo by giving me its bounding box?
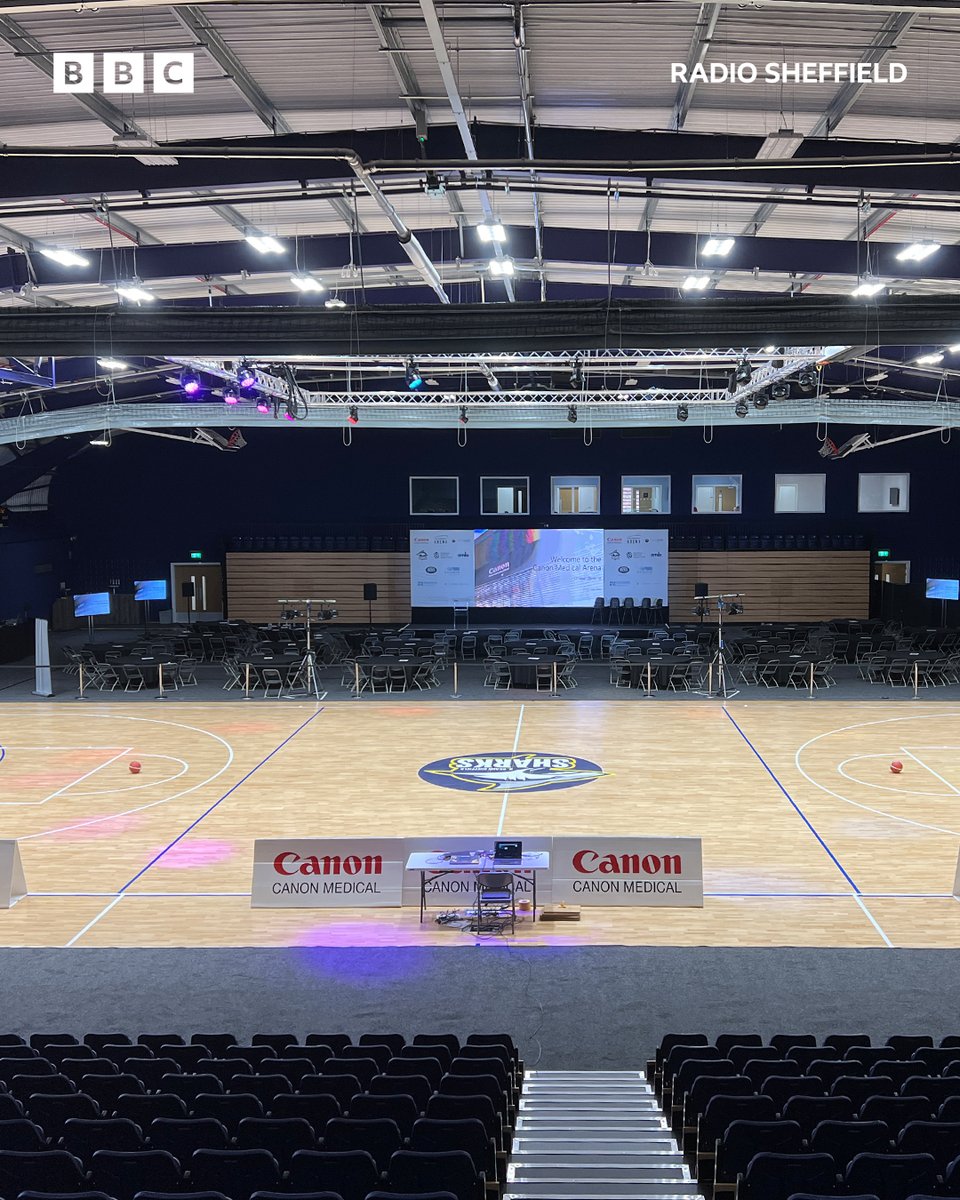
[53,52,195,93]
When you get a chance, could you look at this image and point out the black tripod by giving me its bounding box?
[694,592,745,700]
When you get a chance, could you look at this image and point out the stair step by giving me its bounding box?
[516,1123,669,1134]
[512,1153,685,1166]
[505,1182,700,1198]
[509,1165,689,1182]
[526,1070,648,1081]
[514,1140,678,1152]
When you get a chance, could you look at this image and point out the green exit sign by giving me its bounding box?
[876,549,891,559]
[189,551,203,560]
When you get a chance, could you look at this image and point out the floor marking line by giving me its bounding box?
[118,708,324,893]
[722,706,861,894]
[854,894,894,947]
[39,746,132,805]
[65,894,124,947]
[496,703,525,836]
[898,746,960,795]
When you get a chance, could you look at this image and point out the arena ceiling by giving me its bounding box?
[3,0,960,444]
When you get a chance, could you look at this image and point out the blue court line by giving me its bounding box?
[0,743,5,765]
[118,707,324,893]
[722,706,861,894]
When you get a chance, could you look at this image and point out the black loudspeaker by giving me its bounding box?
[694,582,709,597]
[181,581,195,598]
[363,583,378,601]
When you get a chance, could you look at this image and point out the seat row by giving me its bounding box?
[734,1145,960,1199]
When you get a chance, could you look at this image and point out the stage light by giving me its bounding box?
[325,296,347,309]
[734,398,749,418]
[896,241,940,262]
[677,404,689,422]
[851,278,883,297]
[40,247,89,267]
[115,282,154,303]
[347,405,359,425]
[180,369,202,397]
[237,364,257,390]
[97,358,128,371]
[477,223,506,243]
[256,397,271,414]
[797,367,818,393]
[245,234,284,254]
[916,352,945,365]
[458,406,468,425]
[682,274,710,291]
[405,360,424,390]
[290,273,324,292]
[771,380,790,400]
[571,355,584,389]
[726,371,738,394]
[222,386,240,405]
[754,390,770,409]
[283,410,296,421]
[734,359,753,384]
[567,405,578,424]
[702,236,735,257]
[488,257,515,277]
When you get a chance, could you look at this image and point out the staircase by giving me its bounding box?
[505,1070,701,1200]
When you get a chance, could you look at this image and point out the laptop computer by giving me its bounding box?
[493,839,522,863]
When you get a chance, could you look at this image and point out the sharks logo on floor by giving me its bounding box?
[419,752,606,793]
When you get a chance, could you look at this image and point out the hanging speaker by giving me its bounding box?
[181,581,195,598]
[694,582,709,597]
[363,583,378,601]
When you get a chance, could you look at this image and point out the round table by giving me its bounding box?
[507,656,566,689]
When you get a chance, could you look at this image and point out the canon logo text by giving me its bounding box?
[572,849,682,875]
[273,852,383,876]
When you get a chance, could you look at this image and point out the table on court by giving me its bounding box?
[405,850,551,922]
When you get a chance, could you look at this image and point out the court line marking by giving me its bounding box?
[496,703,526,836]
[722,706,861,893]
[836,752,960,798]
[18,713,235,841]
[854,894,894,947]
[795,711,960,836]
[898,746,960,796]
[30,889,958,901]
[119,707,325,893]
[0,754,190,806]
[41,747,132,804]
[65,894,124,947]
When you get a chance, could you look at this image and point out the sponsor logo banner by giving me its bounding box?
[409,530,474,606]
[551,835,703,907]
[602,528,668,605]
[252,837,403,907]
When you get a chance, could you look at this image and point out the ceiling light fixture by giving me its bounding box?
[865,371,888,382]
[488,257,515,277]
[96,358,128,371]
[39,247,89,267]
[771,380,790,401]
[115,282,154,303]
[90,430,112,447]
[702,237,735,257]
[762,344,776,353]
[734,359,753,384]
[256,396,271,414]
[896,241,940,263]
[405,360,424,390]
[477,223,506,243]
[734,398,749,418]
[222,386,240,405]
[682,274,710,291]
[676,404,689,422]
[180,369,202,398]
[754,391,770,409]
[290,273,324,293]
[458,406,468,425]
[245,234,285,254]
[797,367,818,393]
[851,279,884,297]
[915,352,945,366]
[324,296,347,309]
[237,364,257,390]
[347,405,359,425]
[755,129,804,159]
[567,405,578,424]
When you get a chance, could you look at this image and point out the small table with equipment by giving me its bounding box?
[406,847,551,924]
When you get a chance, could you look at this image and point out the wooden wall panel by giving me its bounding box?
[226,553,411,623]
[668,551,871,623]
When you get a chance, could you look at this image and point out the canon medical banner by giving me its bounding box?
[409,530,475,607]
[602,530,669,604]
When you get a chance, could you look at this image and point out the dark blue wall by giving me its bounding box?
[0,519,72,622]
[4,422,958,619]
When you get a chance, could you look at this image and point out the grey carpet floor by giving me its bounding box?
[1,947,957,1067]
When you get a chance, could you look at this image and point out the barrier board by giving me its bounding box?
[550,836,703,907]
[252,838,404,907]
[0,841,27,909]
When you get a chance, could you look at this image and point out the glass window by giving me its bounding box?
[692,474,742,514]
[858,473,910,513]
[480,476,529,516]
[410,476,459,516]
[551,475,600,515]
[775,473,826,513]
[621,475,671,515]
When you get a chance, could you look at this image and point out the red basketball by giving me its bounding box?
[129,761,142,775]
[890,760,903,774]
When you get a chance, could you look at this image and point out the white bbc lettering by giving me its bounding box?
[103,53,144,94]
[153,52,194,93]
[52,52,194,94]
[53,53,95,93]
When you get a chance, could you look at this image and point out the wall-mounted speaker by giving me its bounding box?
[363,583,378,601]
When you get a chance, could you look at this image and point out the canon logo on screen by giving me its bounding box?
[572,850,682,876]
[273,852,383,876]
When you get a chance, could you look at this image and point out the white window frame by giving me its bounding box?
[409,476,460,517]
[858,472,910,513]
[620,475,671,515]
[551,475,601,515]
[692,474,743,515]
[480,475,530,516]
[774,473,826,514]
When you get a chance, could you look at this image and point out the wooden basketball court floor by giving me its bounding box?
[2,698,960,950]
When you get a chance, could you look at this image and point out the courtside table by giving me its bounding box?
[405,850,551,923]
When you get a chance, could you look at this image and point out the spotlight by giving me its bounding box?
[677,404,689,422]
[571,355,584,390]
[567,405,578,424]
[180,369,202,398]
[734,398,749,418]
[771,380,790,401]
[423,171,446,197]
[734,359,753,384]
[477,223,507,243]
[222,386,240,405]
[916,352,944,365]
[97,358,128,371]
[851,279,883,297]
[347,406,359,425]
[40,247,89,267]
[682,274,710,291]
[458,406,468,425]
[256,397,271,414]
[754,390,770,409]
[702,237,735,257]
[797,367,818,393]
[896,241,940,262]
[488,257,515,277]
[245,234,284,254]
[405,360,424,390]
[283,410,296,422]
[115,282,154,303]
[290,273,324,293]
[726,371,738,394]
[237,364,257,390]
[324,296,347,309]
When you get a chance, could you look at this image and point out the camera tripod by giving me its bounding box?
[278,598,335,701]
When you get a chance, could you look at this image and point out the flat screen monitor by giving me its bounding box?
[73,591,111,617]
[134,579,167,601]
[926,578,960,601]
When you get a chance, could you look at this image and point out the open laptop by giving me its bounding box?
[493,839,523,863]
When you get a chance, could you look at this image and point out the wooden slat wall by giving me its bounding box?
[226,553,411,623]
[668,551,871,623]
